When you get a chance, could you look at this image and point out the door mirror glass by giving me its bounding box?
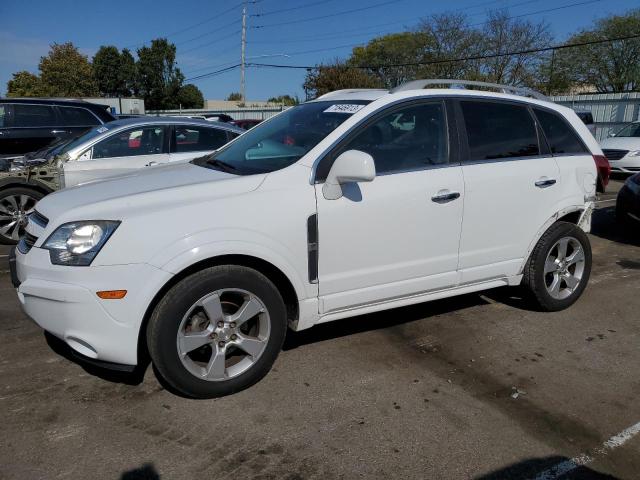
[322,149,376,200]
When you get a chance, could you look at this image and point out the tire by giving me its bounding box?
[522,221,592,312]
[0,187,44,245]
[147,265,287,398]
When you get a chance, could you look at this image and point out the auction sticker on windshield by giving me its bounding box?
[324,104,366,114]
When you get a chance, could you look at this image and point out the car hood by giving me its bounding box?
[36,161,265,225]
[599,137,640,151]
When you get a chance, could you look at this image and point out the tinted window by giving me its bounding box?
[59,107,100,126]
[461,101,539,160]
[534,108,587,155]
[13,104,56,127]
[174,126,228,153]
[340,102,448,175]
[0,104,6,128]
[92,127,164,159]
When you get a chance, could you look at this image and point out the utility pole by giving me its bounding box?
[240,1,247,103]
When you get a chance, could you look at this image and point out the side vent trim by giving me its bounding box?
[307,214,318,284]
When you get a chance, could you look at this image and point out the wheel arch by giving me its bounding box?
[0,178,54,196]
[136,254,300,363]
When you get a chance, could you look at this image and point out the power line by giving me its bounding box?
[250,0,338,17]
[185,64,242,82]
[250,0,604,58]
[245,33,640,70]
[175,20,241,47]
[252,0,410,29]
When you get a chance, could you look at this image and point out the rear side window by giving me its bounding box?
[534,108,588,155]
[173,126,229,153]
[460,101,539,160]
[59,107,100,126]
[13,104,56,127]
[0,104,6,128]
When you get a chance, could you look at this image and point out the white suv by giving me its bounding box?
[12,80,600,398]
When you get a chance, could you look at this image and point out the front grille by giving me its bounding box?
[603,149,629,161]
[30,210,49,228]
[17,232,38,254]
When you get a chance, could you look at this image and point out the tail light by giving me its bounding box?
[593,154,610,187]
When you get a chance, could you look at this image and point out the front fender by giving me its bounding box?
[149,228,314,302]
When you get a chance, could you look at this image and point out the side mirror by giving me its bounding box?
[76,149,92,161]
[322,149,376,200]
[608,133,616,137]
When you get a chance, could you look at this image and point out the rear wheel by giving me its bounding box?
[522,221,592,311]
[147,265,287,398]
[0,187,44,245]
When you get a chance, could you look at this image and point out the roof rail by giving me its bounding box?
[390,79,549,101]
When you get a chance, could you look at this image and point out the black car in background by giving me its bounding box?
[0,98,116,159]
[617,173,640,226]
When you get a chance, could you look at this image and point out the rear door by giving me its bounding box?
[2,104,58,156]
[57,106,103,140]
[456,99,560,284]
[63,125,169,186]
[169,124,235,163]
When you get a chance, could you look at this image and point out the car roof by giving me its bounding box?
[0,97,109,109]
[105,116,245,133]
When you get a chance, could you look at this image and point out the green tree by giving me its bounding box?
[120,49,137,96]
[6,71,43,97]
[176,84,204,108]
[38,42,97,96]
[303,60,382,99]
[226,92,242,101]
[136,38,184,109]
[350,32,431,89]
[93,46,123,96]
[267,94,299,105]
[553,9,640,92]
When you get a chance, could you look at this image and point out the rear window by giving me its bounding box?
[534,108,588,155]
[174,126,229,153]
[13,104,56,127]
[460,101,539,161]
[59,106,100,126]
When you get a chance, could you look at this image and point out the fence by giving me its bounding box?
[551,92,640,141]
[146,107,287,121]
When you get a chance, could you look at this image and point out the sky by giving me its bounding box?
[0,0,637,102]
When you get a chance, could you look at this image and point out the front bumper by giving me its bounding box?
[15,246,173,366]
[609,157,640,173]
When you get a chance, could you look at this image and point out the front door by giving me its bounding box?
[315,100,464,314]
[63,125,169,186]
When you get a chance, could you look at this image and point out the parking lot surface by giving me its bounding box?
[0,179,638,480]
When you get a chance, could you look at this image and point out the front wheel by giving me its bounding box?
[0,187,44,245]
[522,221,592,311]
[147,265,287,398]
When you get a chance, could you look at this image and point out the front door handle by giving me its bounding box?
[431,190,461,203]
[51,130,68,134]
[146,161,158,167]
[535,178,557,188]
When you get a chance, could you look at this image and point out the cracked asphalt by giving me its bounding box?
[0,179,638,480]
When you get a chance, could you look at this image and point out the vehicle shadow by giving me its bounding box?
[475,456,619,479]
[121,463,161,480]
[591,206,640,247]
[283,292,489,351]
[44,331,149,386]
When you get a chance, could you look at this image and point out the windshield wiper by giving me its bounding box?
[206,158,239,173]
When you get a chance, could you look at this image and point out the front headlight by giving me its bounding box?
[628,150,640,157]
[42,220,120,266]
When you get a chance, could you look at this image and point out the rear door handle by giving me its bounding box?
[431,190,461,203]
[535,178,557,188]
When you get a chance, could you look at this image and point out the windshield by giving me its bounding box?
[614,123,640,138]
[193,100,370,175]
[54,124,114,157]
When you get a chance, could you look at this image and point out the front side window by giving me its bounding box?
[339,101,448,175]
[193,100,370,175]
[534,108,587,155]
[13,104,56,127]
[92,126,164,159]
[59,107,100,126]
[614,123,640,138]
[174,126,229,153]
[461,101,539,161]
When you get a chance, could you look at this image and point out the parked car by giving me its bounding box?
[12,80,599,398]
[574,109,596,136]
[600,121,640,174]
[616,172,640,225]
[0,98,115,160]
[230,119,263,130]
[0,117,242,244]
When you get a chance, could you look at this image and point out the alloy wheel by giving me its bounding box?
[543,236,586,300]
[0,194,37,241]
[176,289,270,381]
